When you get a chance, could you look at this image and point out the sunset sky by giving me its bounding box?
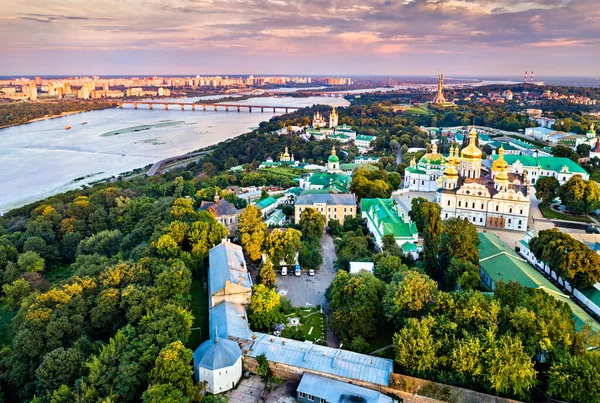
[1,0,599,76]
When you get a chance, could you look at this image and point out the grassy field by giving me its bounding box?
[259,166,306,178]
[299,310,326,342]
[188,279,210,349]
[540,205,593,223]
[405,107,431,115]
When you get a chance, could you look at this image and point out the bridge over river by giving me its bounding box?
[111,101,301,113]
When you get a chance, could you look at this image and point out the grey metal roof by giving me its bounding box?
[210,301,253,341]
[193,337,242,370]
[297,373,393,403]
[247,333,393,386]
[295,193,356,206]
[208,242,251,296]
[199,199,238,216]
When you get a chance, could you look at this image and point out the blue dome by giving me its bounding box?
[193,337,242,370]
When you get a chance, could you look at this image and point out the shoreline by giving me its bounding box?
[0,110,89,130]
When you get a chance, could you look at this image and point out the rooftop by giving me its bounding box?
[247,333,394,386]
[296,193,356,206]
[492,154,588,175]
[199,199,239,216]
[297,373,392,403]
[208,241,251,296]
[193,336,242,371]
[210,301,253,341]
[361,198,418,240]
[255,197,278,209]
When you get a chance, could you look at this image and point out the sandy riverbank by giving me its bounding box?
[0,110,91,130]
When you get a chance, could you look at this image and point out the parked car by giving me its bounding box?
[281,267,288,276]
[309,269,315,276]
[586,226,600,234]
[295,268,301,277]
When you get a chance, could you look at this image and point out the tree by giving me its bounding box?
[17,251,45,272]
[150,341,195,398]
[445,258,480,290]
[393,316,440,376]
[2,278,31,309]
[534,176,560,206]
[577,143,591,157]
[383,270,438,321]
[298,239,323,270]
[265,228,302,266]
[559,175,600,215]
[248,284,284,330]
[142,384,188,403]
[547,352,600,403]
[35,347,83,396]
[421,202,442,277]
[327,271,384,341]
[327,219,343,237]
[408,197,429,233]
[382,233,402,257]
[551,145,579,162]
[529,229,600,288]
[373,253,407,283]
[439,218,480,267]
[77,229,123,256]
[299,208,326,241]
[483,334,537,399]
[238,205,267,261]
[259,256,276,289]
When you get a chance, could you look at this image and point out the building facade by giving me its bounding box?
[294,193,357,225]
[403,142,446,191]
[198,193,240,236]
[361,197,419,257]
[438,128,531,232]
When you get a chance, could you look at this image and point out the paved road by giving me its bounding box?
[275,232,340,347]
[275,233,337,309]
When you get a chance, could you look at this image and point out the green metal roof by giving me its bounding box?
[255,197,277,209]
[492,155,588,174]
[361,198,418,240]
[356,134,376,141]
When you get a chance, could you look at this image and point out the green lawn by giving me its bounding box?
[299,310,326,342]
[188,279,210,349]
[259,166,306,178]
[540,206,593,223]
[365,322,396,358]
[405,107,431,115]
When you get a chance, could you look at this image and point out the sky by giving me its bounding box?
[1,0,599,77]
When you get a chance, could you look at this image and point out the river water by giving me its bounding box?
[0,96,349,213]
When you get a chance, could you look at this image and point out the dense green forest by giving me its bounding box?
[0,102,112,127]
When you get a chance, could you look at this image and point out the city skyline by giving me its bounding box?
[1,0,599,76]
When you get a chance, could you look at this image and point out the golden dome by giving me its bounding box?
[492,146,509,172]
[495,169,509,182]
[443,145,459,177]
[460,127,482,160]
[419,142,445,165]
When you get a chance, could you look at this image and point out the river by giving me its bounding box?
[0,96,349,213]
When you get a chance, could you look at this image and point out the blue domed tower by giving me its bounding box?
[193,332,242,394]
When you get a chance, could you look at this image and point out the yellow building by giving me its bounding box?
[294,193,356,225]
